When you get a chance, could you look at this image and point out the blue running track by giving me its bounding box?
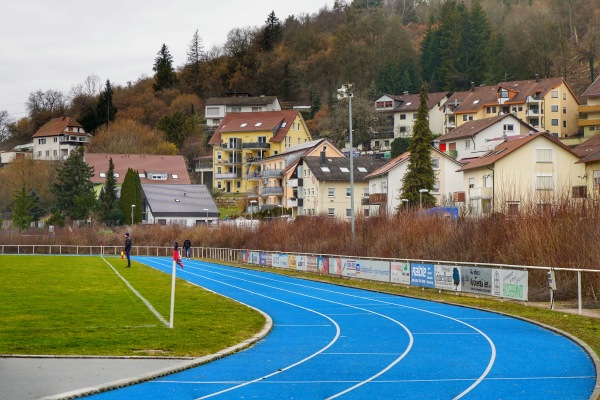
[86,256,597,400]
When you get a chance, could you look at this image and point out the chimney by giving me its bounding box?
[535,74,540,83]
[320,150,326,164]
[470,82,475,91]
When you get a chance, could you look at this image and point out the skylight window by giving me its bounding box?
[321,166,330,172]
[281,122,287,127]
[340,167,349,173]
[255,122,263,127]
[406,102,412,106]
[240,123,248,127]
[99,172,106,178]
[114,173,120,178]
[473,100,480,104]
[357,167,367,172]
[172,174,179,179]
[139,173,146,178]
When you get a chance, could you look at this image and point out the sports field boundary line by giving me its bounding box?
[100,256,170,328]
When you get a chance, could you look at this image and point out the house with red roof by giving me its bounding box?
[364,147,464,215]
[374,91,449,144]
[442,77,580,138]
[436,114,537,163]
[208,110,312,195]
[458,132,585,216]
[32,117,91,161]
[573,133,600,201]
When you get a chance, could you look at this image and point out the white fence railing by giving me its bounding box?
[1,245,598,316]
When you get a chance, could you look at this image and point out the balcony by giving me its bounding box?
[242,142,270,150]
[444,150,458,159]
[526,109,540,117]
[247,171,263,180]
[216,158,242,166]
[369,193,387,204]
[262,169,283,178]
[218,143,242,152]
[245,156,264,164]
[288,198,303,207]
[526,95,542,103]
[469,187,493,199]
[214,171,241,179]
[261,186,284,196]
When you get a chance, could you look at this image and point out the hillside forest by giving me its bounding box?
[1,0,600,215]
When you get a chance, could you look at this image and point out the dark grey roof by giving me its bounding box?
[205,96,278,106]
[142,184,218,217]
[302,156,386,182]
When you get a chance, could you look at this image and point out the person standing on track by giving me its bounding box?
[183,238,191,259]
[124,232,132,268]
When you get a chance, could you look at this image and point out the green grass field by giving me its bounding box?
[0,255,265,357]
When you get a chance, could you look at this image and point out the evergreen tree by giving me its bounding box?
[153,44,178,92]
[466,0,491,86]
[98,158,123,225]
[397,83,436,211]
[51,147,96,221]
[11,185,33,230]
[156,112,194,148]
[262,11,282,52]
[94,80,117,130]
[186,30,204,94]
[119,168,143,225]
[420,18,442,91]
[28,189,45,227]
[390,137,410,158]
[309,91,321,120]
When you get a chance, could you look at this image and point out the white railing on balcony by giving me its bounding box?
[469,187,493,199]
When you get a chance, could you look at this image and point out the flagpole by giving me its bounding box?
[169,258,176,329]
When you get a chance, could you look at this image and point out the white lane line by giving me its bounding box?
[100,256,169,328]
[185,263,415,400]
[200,263,496,399]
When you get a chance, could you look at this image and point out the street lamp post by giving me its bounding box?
[203,208,208,225]
[338,84,354,243]
[401,198,409,210]
[131,204,135,225]
[419,189,429,210]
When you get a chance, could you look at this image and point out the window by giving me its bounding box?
[346,208,351,217]
[53,150,57,156]
[469,178,475,188]
[321,166,330,172]
[346,187,351,197]
[551,119,558,126]
[499,89,509,98]
[551,105,558,112]
[432,181,440,193]
[413,114,417,119]
[593,170,600,189]
[486,106,497,114]
[563,93,567,100]
[357,167,367,173]
[465,140,471,149]
[572,186,587,198]
[328,208,335,217]
[240,123,248,127]
[38,138,46,144]
[562,107,567,114]
[252,107,262,112]
[507,202,520,216]
[172,174,179,179]
[99,172,106,178]
[364,188,369,197]
[463,115,468,121]
[563,120,567,128]
[45,150,50,157]
[400,114,406,120]
[431,158,440,169]
[536,174,554,190]
[139,173,146,178]
[206,107,219,116]
[536,148,552,163]
[503,124,514,131]
[551,90,559,98]
[399,127,407,133]
[53,137,58,142]
[231,107,241,112]
[254,122,262,127]
[328,187,335,197]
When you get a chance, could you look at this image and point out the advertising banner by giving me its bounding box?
[355,260,390,282]
[249,251,260,265]
[435,265,461,291]
[330,258,343,275]
[288,254,297,270]
[390,262,411,285]
[296,255,307,272]
[307,256,318,273]
[317,256,330,274]
[462,267,493,295]
[410,262,435,288]
[495,269,528,301]
[264,252,272,267]
[272,253,288,268]
[342,259,358,278]
[259,252,266,266]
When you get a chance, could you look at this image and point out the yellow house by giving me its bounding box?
[256,139,344,212]
[444,77,580,139]
[578,76,600,141]
[573,133,600,202]
[458,132,585,216]
[208,110,312,195]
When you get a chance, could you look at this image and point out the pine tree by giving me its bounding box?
[28,189,45,226]
[98,158,123,225]
[12,185,33,230]
[120,168,143,225]
[186,30,204,94]
[94,80,117,130]
[466,0,491,86]
[153,44,178,92]
[262,11,282,52]
[51,147,96,221]
[309,91,321,120]
[420,18,442,91]
[397,83,435,211]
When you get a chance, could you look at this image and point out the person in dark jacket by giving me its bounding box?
[183,239,191,259]
[124,232,132,267]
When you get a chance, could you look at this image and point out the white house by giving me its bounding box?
[436,114,536,163]
[32,117,91,161]
[205,95,281,127]
[365,147,465,215]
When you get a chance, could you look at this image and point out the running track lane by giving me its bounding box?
[86,257,597,400]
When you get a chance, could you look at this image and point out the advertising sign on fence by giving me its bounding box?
[317,257,329,274]
[264,252,272,267]
[410,262,435,288]
[259,252,267,266]
[307,256,318,273]
[296,255,307,272]
[288,254,297,270]
[462,267,493,295]
[435,265,461,291]
[496,269,528,301]
[391,262,411,285]
[355,260,390,282]
[272,253,288,268]
[249,251,260,265]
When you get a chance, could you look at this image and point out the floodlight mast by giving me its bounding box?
[338,84,354,244]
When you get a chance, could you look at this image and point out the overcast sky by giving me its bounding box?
[1,0,333,120]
